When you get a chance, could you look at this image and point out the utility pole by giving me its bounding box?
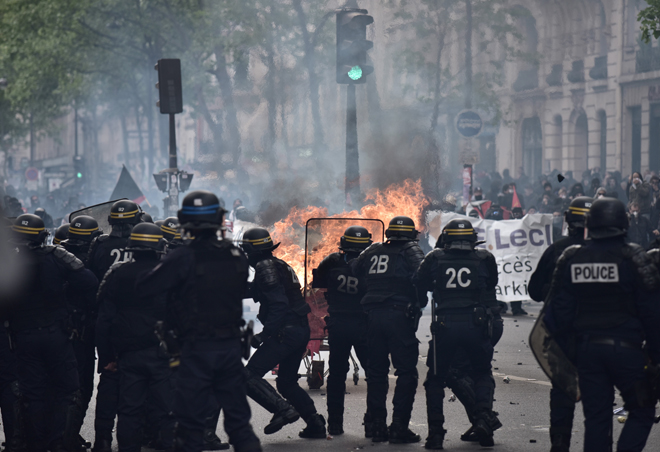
[465,0,473,109]
[346,83,359,205]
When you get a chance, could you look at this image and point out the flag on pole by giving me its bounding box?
[110,165,147,205]
[511,185,522,209]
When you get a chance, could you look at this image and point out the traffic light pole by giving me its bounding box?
[345,83,360,206]
[167,113,179,217]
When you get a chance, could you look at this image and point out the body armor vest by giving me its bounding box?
[569,246,633,330]
[322,253,363,314]
[89,235,132,281]
[433,250,483,310]
[255,257,311,320]
[362,243,416,300]
[188,241,249,337]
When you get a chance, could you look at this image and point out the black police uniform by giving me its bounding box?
[528,197,591,452]
[138,234,260,452]
[87,226,134,450]
[0,322,24,451]
[414,227,498,448]
[549,240,660,452]
[312,251,369,433]
[351,233,425,441]
[96,250,174,452]
[9,239,98,451]
[245,255,324,432]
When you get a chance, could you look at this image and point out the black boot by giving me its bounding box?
[460,426,478,442]
[473,413,494,447]
[246,370,300,435]
[327,417,343,436]
[203,430,230,450]
[389,419,421,444]
[424,424,446,450]
[298,414,326,439]
[549,427,571,452]
[264,406,300,435]
[371,420,389,443]
[510,301,528,316]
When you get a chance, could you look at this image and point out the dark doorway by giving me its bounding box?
[522,117,543,179]
[631,106,642,172]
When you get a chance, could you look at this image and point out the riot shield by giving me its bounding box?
[303,218,385,347]
[529,305,581,402]
[69,199,127,236]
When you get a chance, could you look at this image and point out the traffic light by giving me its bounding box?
[336,8,374,84]
[154,59,183,114]
[73,155,84,182]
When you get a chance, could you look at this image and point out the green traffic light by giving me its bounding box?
[77,172,82,178]
[348,65,363,81]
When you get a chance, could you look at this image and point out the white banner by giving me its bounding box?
[426,212,554,302]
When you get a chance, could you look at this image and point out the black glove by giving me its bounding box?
[251,333,264,349]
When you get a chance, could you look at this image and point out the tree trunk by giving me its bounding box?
[120,114,130,167]
[146,67,155,180]
[213,46,241,166]
[293,0,324,154]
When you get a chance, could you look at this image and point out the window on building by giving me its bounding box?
[575,113,589,173]
[522,117,542,179]
[631,106,642,172]
[598,110,607,171]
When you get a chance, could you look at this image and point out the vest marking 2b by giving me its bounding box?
[571,263,619,283]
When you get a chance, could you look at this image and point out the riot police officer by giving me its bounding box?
[351,216,425,443]
[414,219,499,449]
[528,196,592,452]
[96,223,174,452]
[62,215,103,448]
[138,191,261,452]
[160,216,184,253]
[53,223,70,245]
[242,227,326,439]
[548,198,660,452]
[312,225,372,436]
[7,214,98,452]
[87,200,141,452]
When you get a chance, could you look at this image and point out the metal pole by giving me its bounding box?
[345,83,360,205]
[465,0,473,109]
[168,113,179,216]
[74,108,78,156]
[432,297,437,376]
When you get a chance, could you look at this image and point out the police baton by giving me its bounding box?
[431,298,437,376]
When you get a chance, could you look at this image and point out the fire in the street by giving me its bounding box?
[272,178,429,286]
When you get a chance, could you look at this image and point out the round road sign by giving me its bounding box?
[25,167,39,181]
[455,110,483,138]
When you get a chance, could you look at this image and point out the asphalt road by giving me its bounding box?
[9,302,660,451]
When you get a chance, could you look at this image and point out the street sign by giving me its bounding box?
[25,167,39,181]
[455,109,483,138]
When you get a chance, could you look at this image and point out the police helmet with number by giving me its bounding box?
[53,224,70,245]
[160,216,182,241]
[178,190,226,229]
[12,214,49,244]
[126,223,165,252]
[241,228,280,254]
[565,196,593,227]
[340,226,372,253]
[108,200,141,225]
[68,215,102,242]
[442,219,477,245]
[385,216,418,240]
[586,198,628,240]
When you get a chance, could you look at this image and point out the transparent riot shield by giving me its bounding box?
[302,218,384,388]
[69,199,127,236]
[529,305,581,402]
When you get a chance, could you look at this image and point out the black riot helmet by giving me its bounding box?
[339,225,372,253]
[140,212,154,223]
[126,223,165,252]
[178,190,227,229]
[564,196,593,228]
[385,216,419,240]
[108,200,141,225]
[53,224,70,245]
[442,218,477,250]
[586,198,628,240]
[12,214,48,244]
[241,228,280,255]
[68,215,102,243]
[160,217,182,242]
